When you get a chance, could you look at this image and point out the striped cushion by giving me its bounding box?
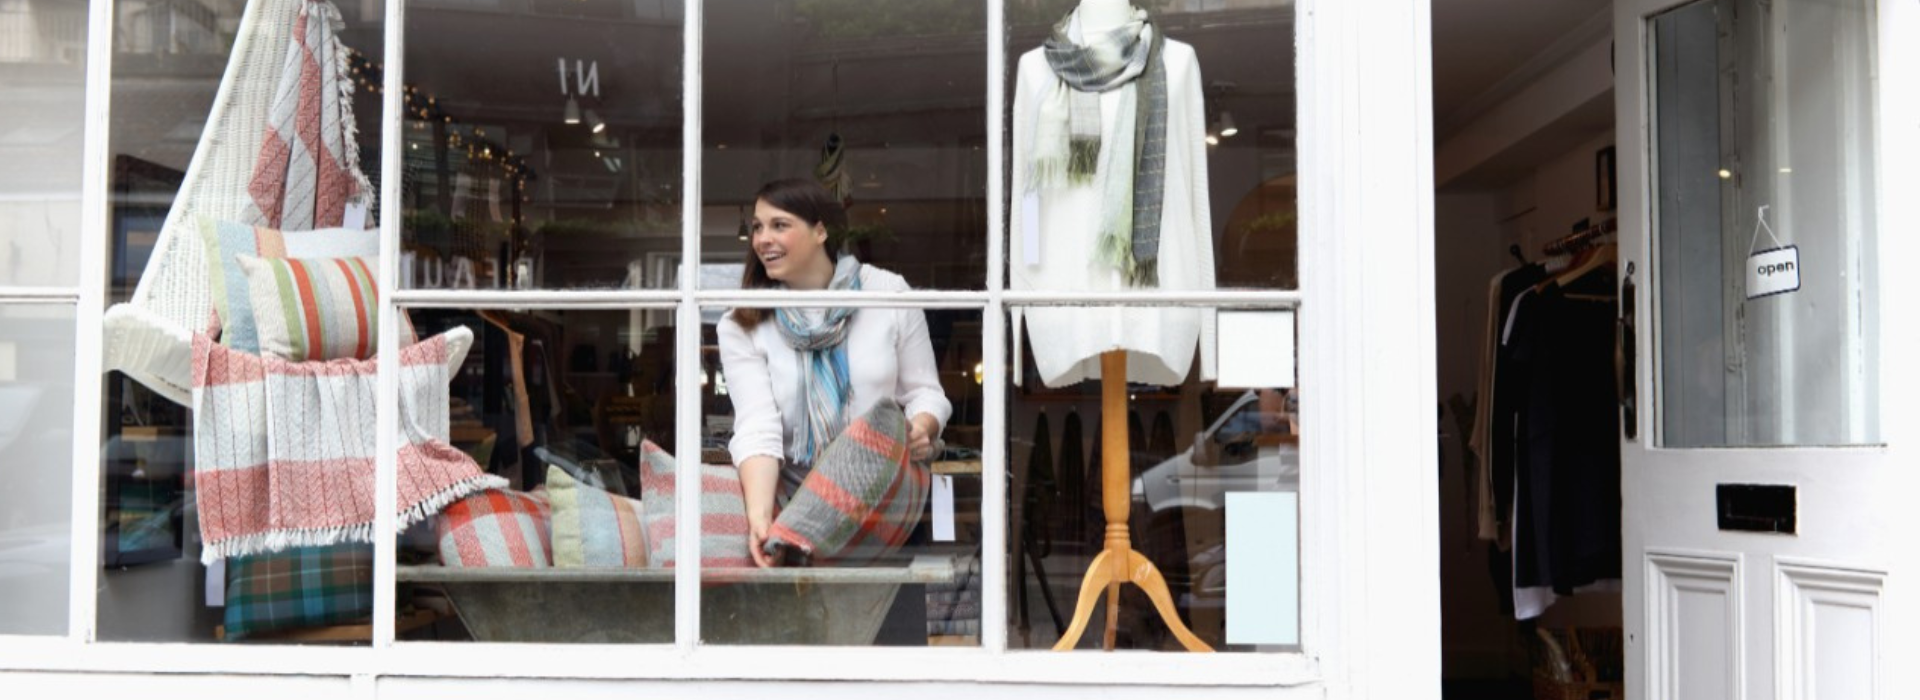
[236,253,381,361]
[198,216,378,353]
[546,465,649,568]
[636,440,753,568]
[765,399,927,566]
[436,489,552,568]
[222,543,373,641]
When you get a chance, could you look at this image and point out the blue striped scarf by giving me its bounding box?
[773,255,863,468]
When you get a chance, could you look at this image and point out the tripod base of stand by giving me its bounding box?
[1052,545,1214,652]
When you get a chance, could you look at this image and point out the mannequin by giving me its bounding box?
[1013,0,1216,652]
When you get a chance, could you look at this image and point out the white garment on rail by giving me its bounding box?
[1009,33,1217,388]
[718,265,953,466]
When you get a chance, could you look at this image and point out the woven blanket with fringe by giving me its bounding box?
[191,329,505,563]
[245,0,371,230]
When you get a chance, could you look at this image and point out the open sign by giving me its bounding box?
[1746,245,1801,300]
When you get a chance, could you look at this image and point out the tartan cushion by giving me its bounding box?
[236,253,383,361]
[546,465,649,568]
[765,399,927,566]
[636,440,753,568]
[435,489,552,567]
[197,216,378,353]
[222,543,373,641]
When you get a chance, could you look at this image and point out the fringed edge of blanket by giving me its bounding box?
[199,474,508,564]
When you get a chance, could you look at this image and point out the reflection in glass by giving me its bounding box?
[401,2,683,290]
[394,308,678,643]
[1651,0,1879,447]
[98,0,386,643]
[0,0,87,287]
[703,0,988,290]
[0,305,75,635]
[702,306,983,646]
[1007,309,1297,652]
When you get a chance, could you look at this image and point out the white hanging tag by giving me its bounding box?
[342,199,370,230]
[1745,205,1800,300]
[932,475,956,542]
[206,559,226,607]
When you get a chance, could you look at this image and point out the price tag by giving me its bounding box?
[206,559,226,607]
[343,199,370,230]
[1746,245,1801,300]
[931,475,956,542]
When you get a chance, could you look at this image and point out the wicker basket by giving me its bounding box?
[1531,627,1625,700]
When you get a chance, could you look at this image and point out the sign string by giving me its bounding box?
[1747,204,1785,254]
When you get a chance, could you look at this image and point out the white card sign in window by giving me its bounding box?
[1217,310,1296,389]
[1226,491,1298,645]
[1746,245,1801,300]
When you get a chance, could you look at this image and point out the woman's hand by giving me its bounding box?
[736,455,781,568]
[907,413,941,462]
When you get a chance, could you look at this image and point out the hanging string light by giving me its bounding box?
[346,48,535,192]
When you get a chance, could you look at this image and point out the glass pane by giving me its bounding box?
[702,305,982,646]
[1650,0,1879,448]
[0,304,75,635]
[703,0,987,291]
[99,0,385,642]
[1007,304,1298,652]
[1008,0,1297,293]
[0,0,88,288]
[400,1,684,290]
[394,308,675,644]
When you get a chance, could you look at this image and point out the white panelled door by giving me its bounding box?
[1615,0,1917,698]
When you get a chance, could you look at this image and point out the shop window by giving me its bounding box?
[400,0,683,291]
[392,307,678,644]
[702,0,989,291]
[0,0,87,286]
[0,305,77,636]
[97,0,387,642]
[700,304,983,646]
[1006,304,1298,651]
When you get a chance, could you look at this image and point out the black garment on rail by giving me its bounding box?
[1505,282,1622,595]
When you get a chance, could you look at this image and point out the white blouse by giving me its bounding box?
[1009,35,1218,389]
[718,265,953,467]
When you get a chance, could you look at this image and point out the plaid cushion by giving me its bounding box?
[546,465,648,568]
[222,543,374,641]
[636,440,753,568]
[765,400,927,566]
[436,489,552,567]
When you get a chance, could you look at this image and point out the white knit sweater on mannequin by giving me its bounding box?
[1010,24,1217,388]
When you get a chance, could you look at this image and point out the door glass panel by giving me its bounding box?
[1649,0,1878,448]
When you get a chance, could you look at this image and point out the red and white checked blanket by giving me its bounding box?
[245,0,372,231]
[191,328,505,562]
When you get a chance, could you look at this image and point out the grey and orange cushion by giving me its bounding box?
[764,399,928,566]
[546,465,648,568]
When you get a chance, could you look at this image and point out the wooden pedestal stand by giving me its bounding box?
[1053,351,1214,652]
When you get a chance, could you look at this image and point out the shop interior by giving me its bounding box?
[1430,0,1624,697]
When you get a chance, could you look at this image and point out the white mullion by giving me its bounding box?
[980,0,1008,654]
[393,289,684,307]
[66,0,115,644]
[674,0,704,653]
[0,288,81,303]
[372,0,408,650]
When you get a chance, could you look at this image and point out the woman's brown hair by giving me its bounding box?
[732,178,847,330]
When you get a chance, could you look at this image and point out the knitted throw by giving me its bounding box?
[191,329,506,563]
[773,255,863,468]
[245,0,372,230]
[764,399,928,566]
[1035,7,1168,286]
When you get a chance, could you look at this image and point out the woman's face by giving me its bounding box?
[751,198,831,285]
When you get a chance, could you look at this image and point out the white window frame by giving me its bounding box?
[0,0,1441,696]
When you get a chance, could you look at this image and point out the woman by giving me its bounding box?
[718,178,952,568]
